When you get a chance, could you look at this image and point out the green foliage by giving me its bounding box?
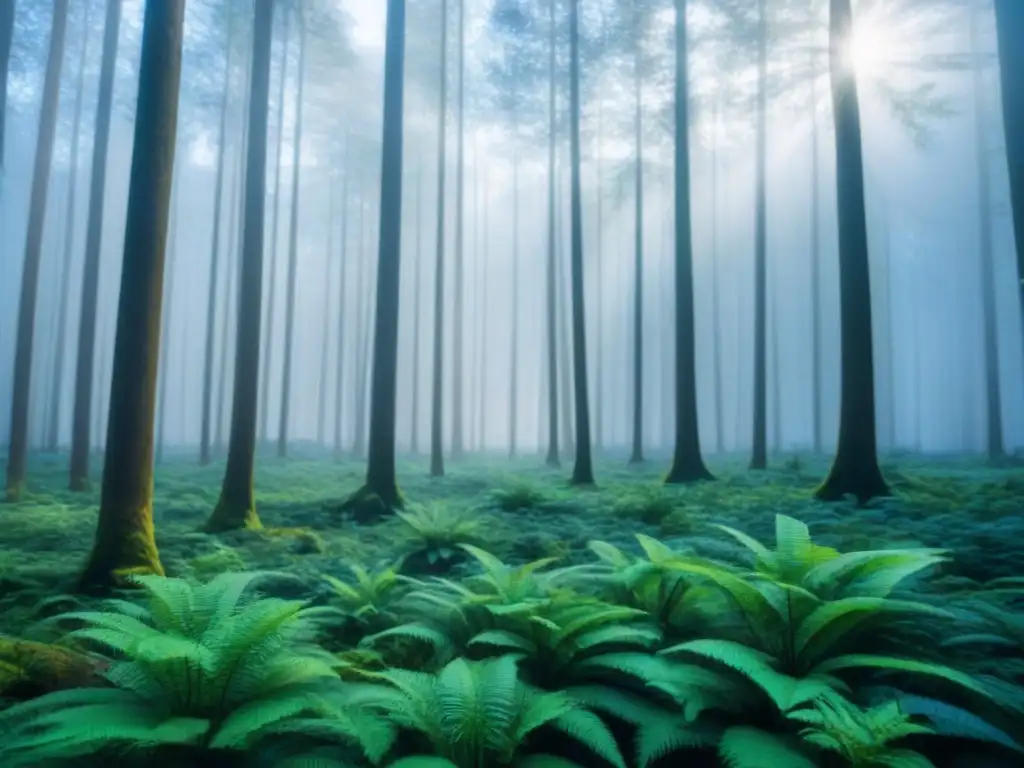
[491,481,550,512]
[324,562,407,621]
[188,546,246,581]
[611,487,678,526]
[362,655,627,768]
[0,572,385,766]
[396,504,486,573]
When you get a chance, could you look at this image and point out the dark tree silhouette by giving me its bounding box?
[342,0,407,518]
[815,0,889,503]
[544,0,559,468]
[204,0,276,533]
[0,0,14,169]
[451,0,466,459]
[750,0,768,470]
[567,0,593,487]
[78,0,185,591]
[430,0,449,478]
[70,0,123,492]
[993,0,1022,301]
[5,0,68,501]
[665,0,713,485]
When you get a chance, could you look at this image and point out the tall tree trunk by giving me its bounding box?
[970,5,1003,461]
[0,0,14,170]
[410,158,423,454]
[710,98,724,453]
[509,140,520,458]
[259,6,292,444]
[750,0,768,470]
[770,266,782,451]
[816,0,888,503]
[477,168,490,450]
[5,0,69,501]
[567,0,593,486]
[317,172,336,447]
[666,0,712,484]
[204,0,275,532]
[544,0,560,468]
[70,0,122,492]
[77,0,183,590]
[48,7,90,452]
[557,184,574,458]
[277,20,306,458]
[992,1,1023,347]
[810,53,823,454]
[333,140,350,455]
[200,7,236,465]
[629,32,644,465]
[594,98,604,452]
[430,0,449,477]
[351,199,367,453]
[451,0,466,458]
[156,163,182,464]
[342,0,408,516]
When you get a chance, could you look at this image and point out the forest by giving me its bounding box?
[0,0,1022,765]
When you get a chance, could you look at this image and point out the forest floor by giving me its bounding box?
[1,447,1022,631]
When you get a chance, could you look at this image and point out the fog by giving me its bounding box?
[1,0,1021,466]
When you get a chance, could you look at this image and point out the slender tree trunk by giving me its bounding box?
[557,185,574,458]
[810,54,823,455]
[710,98,724,453]
[594,98,604,452]
[816,0,888,503]
[200,8,236,465]
[478,171,490,450]
[278,20,306,458]
[509,139,520,458]
[568,0,593,486]
[430,0,449,477]
[666,0,712,484]
[5,0,68,501]
[351,199,367,453]
[410,158,423,454]
[0,0,14,170]
[970,5,1003,461]
[750,0,768,470]
[205,0,275,532]
[156,163,182,464]
[451,0,466,458]
[78,0,184,590]
[317,172,336,447]
[333,140,350,455]
[259,7,292,445]
[992,1,1023,356]
[629,33,645,465]
[770,265,782,452]
[69,0,122,492]
[342,0,408,516]
[48,8,90,452]
[544,0,560,468]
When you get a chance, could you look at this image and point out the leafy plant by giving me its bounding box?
[361,654,627,768]
[491,482,550,513]
[611,487,678,526]
[396,505,486,574]
[0,572,384,766]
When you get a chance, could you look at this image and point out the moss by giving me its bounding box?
[0,637,99,699]
[77,511,165,593]
[203,496,262,533]
[260,527,327,554]
[188,548,246,581]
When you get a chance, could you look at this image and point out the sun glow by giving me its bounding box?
[844,7,905,79]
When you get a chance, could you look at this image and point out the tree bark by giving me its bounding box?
[5,0,69,501]
[156,159,182,464]
[544,0,560,468]
[204,0,275,533]
[342,0,408,517]
[78,0,184,591]
[333,138,350,455]
[809,53,823,455]
[200,7,236,466]
[567,0,593,486]
[48,6,90,452]
[665,0,712,485]
[317,171,336,447]
[430,0,449,478]
[629,26,645,466]
[410,157,422,454]
[594,98,604,452]
[710,98,723,454]
[750,0,768,470]
[277,19,306,459]
[70,0,123,491]
[970,5,1004,461]
[451,0,466,459]
[259,6,292,445]
[0,0,14,169]
[815,0,889,503]
[508,141,520,458]
[992,1,1023,347]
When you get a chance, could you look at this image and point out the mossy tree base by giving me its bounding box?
[4,481,23,503]
[77,523,165,594]
[815,458,890,505]
[665,460,715,485]
[334,483,404,523]
[203,498,262,534]
[69,474,91,493]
